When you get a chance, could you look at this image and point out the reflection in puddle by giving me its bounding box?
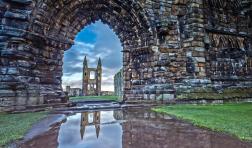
[80,111,101,139]
[20,109,252,148]
[58,111,122,148]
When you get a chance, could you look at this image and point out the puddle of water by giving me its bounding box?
[20,109,252,148]
[58,111,122,148]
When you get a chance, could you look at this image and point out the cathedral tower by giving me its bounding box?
[96,58,102,96]
[82,57,102,96]
[82,56,89,96]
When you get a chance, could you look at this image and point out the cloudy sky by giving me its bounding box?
[62,21,123,91]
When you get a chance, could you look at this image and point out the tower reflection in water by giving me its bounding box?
[80,111,101,140]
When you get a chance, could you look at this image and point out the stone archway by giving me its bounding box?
[0,0,252,111]
[0,0,157,111]
[31,0,157,103]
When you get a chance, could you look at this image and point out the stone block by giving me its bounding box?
[0,90,16,97]
[0,98,15,106]
[27,97,39,105]
[144,94,149,100]
[10,0,32,5]
[16,97,27,105]
[149,94,156,100]
[163,94,175,100]
[156,94,163,100]
[194,57,205,63]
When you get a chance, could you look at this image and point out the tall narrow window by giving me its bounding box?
[90,71,95,79]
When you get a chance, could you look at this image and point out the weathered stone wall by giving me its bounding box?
[65,86,82,97]
[0,0,251,111]
[124,0,252,103]
[114,68,124,100]
[174,0,252,101]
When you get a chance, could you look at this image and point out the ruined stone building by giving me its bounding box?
[82,57,102,96]
[114,69,124,100]
[65,86,82,97]
[0,0,252,111]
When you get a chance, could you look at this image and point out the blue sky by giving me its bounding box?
[62,21,123,91]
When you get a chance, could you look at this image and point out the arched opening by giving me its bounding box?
[25,0,155,104]
[62,21,123,97]
[90,72,95,80]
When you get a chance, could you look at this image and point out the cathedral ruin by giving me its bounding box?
[0,0,252,111]
[82,57,102,96]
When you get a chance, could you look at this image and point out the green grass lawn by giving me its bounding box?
[153,103,252,141]
[70,95,119,101]
[0,112,48,147]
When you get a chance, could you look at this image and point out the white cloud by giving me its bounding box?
[74,41,95,49]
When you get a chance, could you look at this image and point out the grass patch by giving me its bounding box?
[0,112,48,147]
[153,103,252,141]
[70,95,118,101]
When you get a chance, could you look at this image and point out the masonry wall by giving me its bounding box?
[65,86,82,97]
[114,69,124,101]
[123,0,252,103]
[0,0,251,111]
